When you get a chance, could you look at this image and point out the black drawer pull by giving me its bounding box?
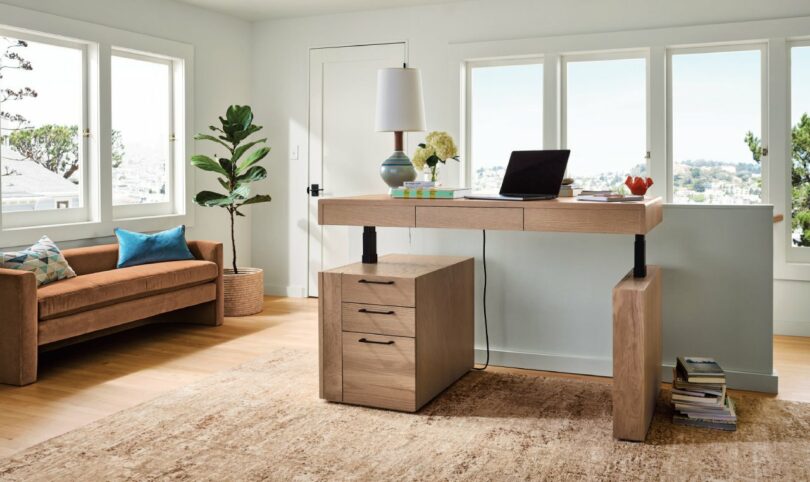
[358,338,395,345]
[358,279,394,285]
[358,308,395,315]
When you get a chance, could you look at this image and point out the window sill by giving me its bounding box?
[0,212,193,249]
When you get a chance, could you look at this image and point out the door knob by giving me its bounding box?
[307,183,323,197]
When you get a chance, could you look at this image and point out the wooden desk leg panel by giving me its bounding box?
[319,271,343,401]
[612,266,662,442]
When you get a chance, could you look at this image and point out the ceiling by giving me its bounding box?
[174,0,463,21]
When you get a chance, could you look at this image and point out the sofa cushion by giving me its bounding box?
[37,260,218,320]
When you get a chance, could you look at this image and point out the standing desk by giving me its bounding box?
[318,194,664,441]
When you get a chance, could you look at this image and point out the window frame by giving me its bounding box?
[560,50,650,184]
[110,48,176,220]
[666,43,769,205]
[463,56,544,188]
[785,39,810,263]
[0,4,194,248]
[0,28,93,228]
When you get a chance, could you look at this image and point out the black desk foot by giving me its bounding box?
[362,226,378,264]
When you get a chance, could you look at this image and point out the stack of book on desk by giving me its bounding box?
[671,356,737,431]
[390,185,470,199]
[558,184,582,197]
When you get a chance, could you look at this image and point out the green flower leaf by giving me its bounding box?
[191,155,228,176]
[237,146,270,172]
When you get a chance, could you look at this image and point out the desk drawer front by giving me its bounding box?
[524,208,642,234]
[320,204,415,227]
[341,274,415,307]
[342,302,415,337]
[342,332,416,411]
[416,206,523,230]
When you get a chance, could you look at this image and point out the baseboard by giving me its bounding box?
[476,348,779,393]
[475,347,612,377]
[264,284,307,297]
[774,319,810,337]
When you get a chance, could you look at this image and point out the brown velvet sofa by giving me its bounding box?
[0,240,224,386]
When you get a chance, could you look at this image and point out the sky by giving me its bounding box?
[471,49,773,179]
[793,46,810,126]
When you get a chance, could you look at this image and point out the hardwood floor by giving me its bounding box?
[0,296,807,458]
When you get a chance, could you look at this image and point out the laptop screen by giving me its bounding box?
[499,150,571,196]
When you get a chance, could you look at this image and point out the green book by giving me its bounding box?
[389,187,471,199]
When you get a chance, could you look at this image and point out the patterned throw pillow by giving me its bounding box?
[2,236,77,286]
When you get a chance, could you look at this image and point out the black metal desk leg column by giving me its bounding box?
[634,234,646,278]
[362,226,378,264]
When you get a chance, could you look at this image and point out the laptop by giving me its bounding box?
[465,150,571,201]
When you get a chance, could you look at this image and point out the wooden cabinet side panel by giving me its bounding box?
[612,266,662,441]
[319,271,343,401]
[415,258,475,409]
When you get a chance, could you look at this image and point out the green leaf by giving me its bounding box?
[217,177,230,191]
[194,190,232,207]
[219,158,233,174]
[237,165,267,183]
[194,134,232,151]
[239,194,272,206]
[191,155,228,176]
[231,184,250,200]
[237,146,270,172]
[232,138,267,165]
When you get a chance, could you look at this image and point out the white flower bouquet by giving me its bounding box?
[411,131,460,182]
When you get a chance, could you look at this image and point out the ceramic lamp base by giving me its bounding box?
[380,151,417,188]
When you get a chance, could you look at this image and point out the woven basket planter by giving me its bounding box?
[223,268,264,317]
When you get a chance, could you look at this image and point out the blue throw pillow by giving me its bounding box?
[114,225,195,268]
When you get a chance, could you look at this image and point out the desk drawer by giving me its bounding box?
[320,203,415,227]
[341,274,415,307]
[416,206,523,230]
[342,332,416,411]
[342,303,415,337]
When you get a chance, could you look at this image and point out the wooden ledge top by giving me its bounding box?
[319,194,662,211]
[318,194,663,235]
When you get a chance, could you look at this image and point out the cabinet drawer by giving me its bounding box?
[342,303,415,337]
[342,332,416,411]
[416,206,523,230]
[341,274,415,307]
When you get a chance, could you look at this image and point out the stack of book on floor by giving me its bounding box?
[671,356,737,431]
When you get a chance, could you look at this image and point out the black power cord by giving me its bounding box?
[473,229,490,371]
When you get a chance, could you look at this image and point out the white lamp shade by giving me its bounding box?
[375,67,426,132]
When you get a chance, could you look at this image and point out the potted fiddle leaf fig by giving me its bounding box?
[192,105,271,316]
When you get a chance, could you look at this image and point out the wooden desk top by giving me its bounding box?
[319,194,663,235]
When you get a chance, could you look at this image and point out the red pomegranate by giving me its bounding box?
[625,176,654,195]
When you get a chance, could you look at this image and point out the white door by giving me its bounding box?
[308,43,412,296]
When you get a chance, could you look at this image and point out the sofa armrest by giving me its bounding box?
[187,240,224,325]
[0,268,38,385]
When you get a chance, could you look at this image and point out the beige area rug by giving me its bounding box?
[2,349,809,481]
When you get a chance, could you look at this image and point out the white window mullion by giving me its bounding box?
[648,47,668,201]
[544,53,560,150]
[97,43,113,226]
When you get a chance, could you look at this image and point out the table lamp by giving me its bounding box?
[375,65,426,188]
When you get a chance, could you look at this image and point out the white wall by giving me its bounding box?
[0,0,254,267]
[250,0,810,391]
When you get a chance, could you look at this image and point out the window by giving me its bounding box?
[790,44,810,248]
[0,18,190,244]
[467,60,542,192]
[0,32,88,226]
[670,47,764,204]
[112,51,173,216]
[563,55,647,190]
